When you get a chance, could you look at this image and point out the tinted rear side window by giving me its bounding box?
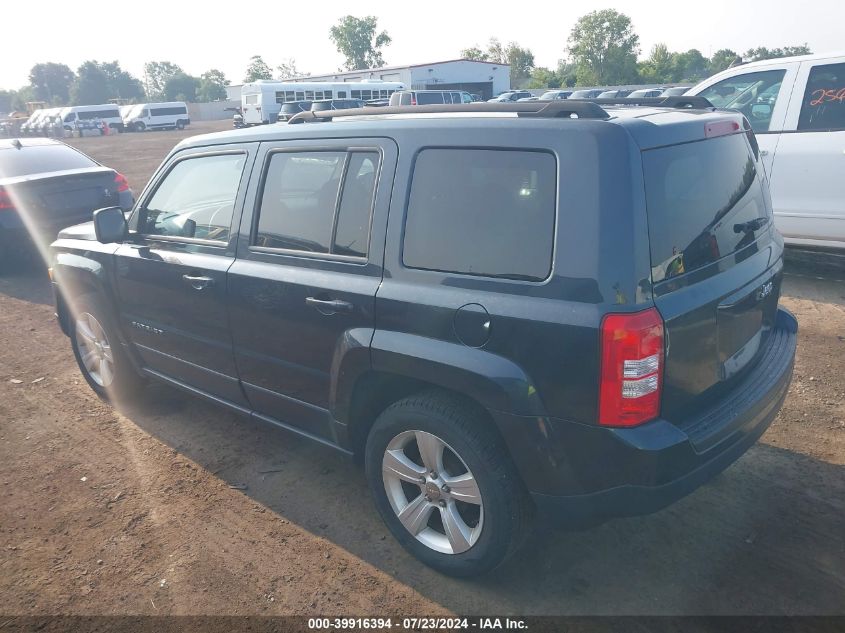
[0,144,96,178]
[643,133,769,282]
[403,149,556,281]
[256,152,345,253]
[416,92,445,105]
[798,62,845,131]
[255,150,379,258]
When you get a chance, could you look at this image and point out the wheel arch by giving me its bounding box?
[52,251,116,336]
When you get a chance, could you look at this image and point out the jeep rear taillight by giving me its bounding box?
[0,187,14,211]
[598,307,664,427]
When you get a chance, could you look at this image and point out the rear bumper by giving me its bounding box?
[500,308,797,527]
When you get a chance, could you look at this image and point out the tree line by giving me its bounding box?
[461,10,811,89]
[0,11,813,112]
[0,60,232,112]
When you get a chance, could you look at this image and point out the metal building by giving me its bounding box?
[293,59,511,101]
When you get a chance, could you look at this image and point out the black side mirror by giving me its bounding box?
[93,206,128,243]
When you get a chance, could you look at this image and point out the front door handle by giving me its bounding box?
[760,149,770,156]
[305,296,353,314]
[182,273,215,290]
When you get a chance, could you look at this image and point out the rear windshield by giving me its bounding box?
[0,144,96,179]
[643,132,769,282]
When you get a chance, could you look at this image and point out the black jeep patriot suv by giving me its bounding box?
[50,100,797,577]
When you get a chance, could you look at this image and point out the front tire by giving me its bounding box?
[134,122,145,132]
[175,120,185,130]
[69,293,144,402]
[365,391,532,577]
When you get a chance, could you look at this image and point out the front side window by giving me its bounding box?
[697,69,786,132]
[798,62,845,131]
[139,153,246,242]
[254,151,379,257]
[403,149,556,281]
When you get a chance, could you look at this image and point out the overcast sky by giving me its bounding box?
[2,0,843,90]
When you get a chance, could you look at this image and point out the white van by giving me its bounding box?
[123,102,190,132]
[59,104,124,133]
[688,51,845,250]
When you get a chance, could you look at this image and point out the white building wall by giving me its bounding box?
[407,61,510,96]
[297,60,510,99]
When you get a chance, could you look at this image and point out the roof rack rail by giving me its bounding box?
[288,100,611,124]
[580,96,714,109]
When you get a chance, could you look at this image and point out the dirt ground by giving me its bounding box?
[1,125,844,617]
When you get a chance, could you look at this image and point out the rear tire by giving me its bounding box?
[176,120,185,130]
[69,293,144,402]
[365,391,532,577]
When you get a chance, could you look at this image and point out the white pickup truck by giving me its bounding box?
[688,51,845,251]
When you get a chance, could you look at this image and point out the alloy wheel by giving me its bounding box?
[382,430,483,554]
[75,312,114,388]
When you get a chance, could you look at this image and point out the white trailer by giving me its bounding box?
[241,80,405,125]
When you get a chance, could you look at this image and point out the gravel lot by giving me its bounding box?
[1,123,844,617]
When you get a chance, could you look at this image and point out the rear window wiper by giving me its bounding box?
[733,217,769,233]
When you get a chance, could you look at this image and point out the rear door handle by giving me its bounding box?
[182,273,215,290]
[305,297,353,314]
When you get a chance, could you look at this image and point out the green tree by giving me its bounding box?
[164,73,200,102]
[638,43,674,83]
[709,49,741,74]
[744,45,811,62]
[276,58,303,80]
[505,43,535,88]
[71,62,110,105]
[11,86,35,111]
[329,15,392,70]
[556,60,578,87]
[244,55,273,82]
[673,49,709,82]
[460,46,487,61]
[486,38,506,63]
[197,69,229,102]
[29,63,75,104]
[567,9,640,85]
[526,67,562,89]
[99,61,145,100]
[461,38,534,86]
[144,61,184,100]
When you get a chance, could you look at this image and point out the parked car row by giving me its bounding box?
[510,86,691,102]
[17,102,191,137]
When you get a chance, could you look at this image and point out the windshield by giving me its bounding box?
[126,104,145,119]
[570,90,595,99]
[311,101,333,112]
